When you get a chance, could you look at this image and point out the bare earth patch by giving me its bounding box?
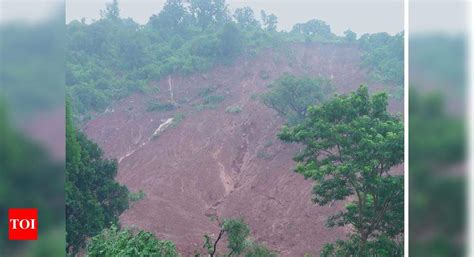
[83,42,402,256]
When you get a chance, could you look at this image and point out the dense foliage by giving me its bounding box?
[66,102,129,253]
[260,74,332,124]
[66,0,402,119]
[359,32,404,86]
[67,0,274,118]
[85,225,179,257]
[279,86,404,256]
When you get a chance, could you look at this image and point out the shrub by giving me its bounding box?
[171,112,185,128]
[129,190,146,202]
[85,226,179,257]
[146,101,176,112]
[261,74,332,124]
[225,105,242,114]
[195,87,226,110]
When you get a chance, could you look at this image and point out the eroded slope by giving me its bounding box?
[84,43,401,256]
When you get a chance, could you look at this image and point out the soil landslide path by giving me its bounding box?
[84,43,402,256]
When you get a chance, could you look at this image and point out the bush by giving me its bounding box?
[85,226,179,257]
[195,87,226,110]
[225,105,242,114]
[245,243,278,257]
[146,101,176,112]
[171,112,185,128]
[261,74,332,124]
[129,190,146,202]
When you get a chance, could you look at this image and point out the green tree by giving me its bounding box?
[234,7,259,28]
[189,0,229,30]
[66,102,129,253]
[218,22,243,59]
[292,19,332,39]
[260,11,277,32]
[359,32,403,85]
[86,225,179,257]
[148,0,190,38]
[100,0,120,20]
[203,218,275,257]
[279,85,404,256]
[344,29,357,42]
[261,74,332,124]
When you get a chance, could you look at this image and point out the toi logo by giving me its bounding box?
[8,208,38,240]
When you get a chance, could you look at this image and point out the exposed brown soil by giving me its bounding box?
[83,42,403,256]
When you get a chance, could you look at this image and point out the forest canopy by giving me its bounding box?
[66,0,403,119]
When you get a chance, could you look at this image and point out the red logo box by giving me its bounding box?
[8,208,38,240]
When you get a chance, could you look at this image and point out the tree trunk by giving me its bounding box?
[360,232,368,257]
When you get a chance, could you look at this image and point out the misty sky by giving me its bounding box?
[1,0,470,35]
[65,0,404,36]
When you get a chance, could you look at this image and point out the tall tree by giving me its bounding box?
[279,86,404,256]
[100,0,120,20]
[344,29,357,42]
[189,0,229,30]
[66,102,129,253]
[234,7,259,28]
[203,218,275,257]
[292,19,332,38]
[260,10,277,32]
[218,22,243,59]
[148,0,190,38]
[359,32,404,85]
[261,74,332,124]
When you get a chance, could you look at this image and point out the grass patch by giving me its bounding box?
[195,86,226,111]
[203,94,225,105]
[129,190,146,202]
[171,112,185,128]
[208,214,218,222]
[198,87,215,97]
[225,105,242,114]
[146,101,176,112]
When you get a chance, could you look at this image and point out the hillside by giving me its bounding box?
[82,42,402,256]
